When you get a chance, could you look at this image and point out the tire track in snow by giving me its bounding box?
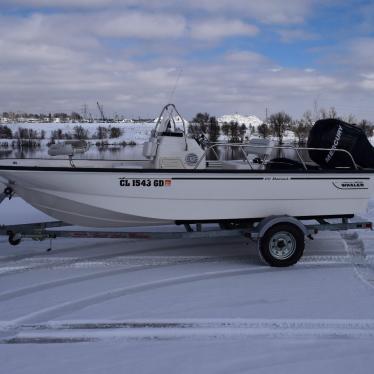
[1,260,354,330]
[0,247,355,278]
[3,267,274,328]
[0,232,245,264]
[0,253,355,302]
[3,318,374,343]
[0,238,243,277]
[0,236,247,277]
[342,231,374,290]
[0,255,253,302]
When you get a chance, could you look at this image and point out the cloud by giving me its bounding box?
[347,38,374,69]
[96,12,187,39]
[3,0,318,25]
[225,51,268,64]
[3,0,115,8]
[185,0,317,24]
[0,40,82,64]
[190,19,258,40]
[358,73,374,90]
[0,13,99,50]
[1,2,374,121]
[278,29,318,43]
[259,71,344,92]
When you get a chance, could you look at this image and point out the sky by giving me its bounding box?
[0,0,374,120]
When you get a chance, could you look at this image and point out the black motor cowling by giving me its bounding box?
[307,118,374,169]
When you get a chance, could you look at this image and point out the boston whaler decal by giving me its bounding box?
[119,177,172,187]
[333,181,368,190]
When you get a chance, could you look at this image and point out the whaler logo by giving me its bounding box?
[333,181,368,190]
[185,153,199,166]
[325,125,343,164]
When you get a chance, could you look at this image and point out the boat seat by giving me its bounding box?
[142,138,158,159]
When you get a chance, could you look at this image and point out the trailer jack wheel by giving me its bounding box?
[259,223,304,267]
[7,231,22,246]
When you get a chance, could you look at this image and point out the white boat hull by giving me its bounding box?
[1,167,373,227]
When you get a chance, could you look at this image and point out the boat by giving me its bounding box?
[1,104,374,228]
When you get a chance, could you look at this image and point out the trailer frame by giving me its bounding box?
[1,189,372,266]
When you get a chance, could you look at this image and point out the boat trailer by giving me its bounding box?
[1,188,372,267]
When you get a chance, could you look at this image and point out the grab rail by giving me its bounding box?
[195,143,358,170]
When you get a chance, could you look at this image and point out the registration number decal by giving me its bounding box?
[119,178,172,187]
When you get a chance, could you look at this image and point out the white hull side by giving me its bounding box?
[1,169,373,227]
[16,186,172,227]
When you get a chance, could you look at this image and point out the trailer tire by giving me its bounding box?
[4,187,13,196]
[7,231,21,246]
[259,223,304,267]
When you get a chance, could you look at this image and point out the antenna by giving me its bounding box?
[169,68,183,103]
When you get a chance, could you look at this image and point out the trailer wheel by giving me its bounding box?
[259,223,304,267]
[4,187,13,196]
[7,231,21,246]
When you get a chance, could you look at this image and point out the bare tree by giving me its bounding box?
[345,114,356,124]
[229,121,240,143]
[239,124,247,142]
[109,127,123,138]
[192,113,209,134]
[221,123,230,138]
[0,125,12,138]
[293,111,313,145]
[358,119,374,137]
[51,129,65,140]
[207,116,220,142]
[257,123,270,139]
[269,112,292,145]
[96,126,108,140]
[190,113,220,142]
[74,125,88,140]
[328,107,338,119]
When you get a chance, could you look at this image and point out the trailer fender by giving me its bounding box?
[250,215,307,240]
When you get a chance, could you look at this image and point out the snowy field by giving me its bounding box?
[1,198,374,373]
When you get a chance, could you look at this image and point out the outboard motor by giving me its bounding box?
[307,118,374,169]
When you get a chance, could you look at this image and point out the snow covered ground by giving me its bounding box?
[1,198,374,373]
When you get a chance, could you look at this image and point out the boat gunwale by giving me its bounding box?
[1,164,374,174]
